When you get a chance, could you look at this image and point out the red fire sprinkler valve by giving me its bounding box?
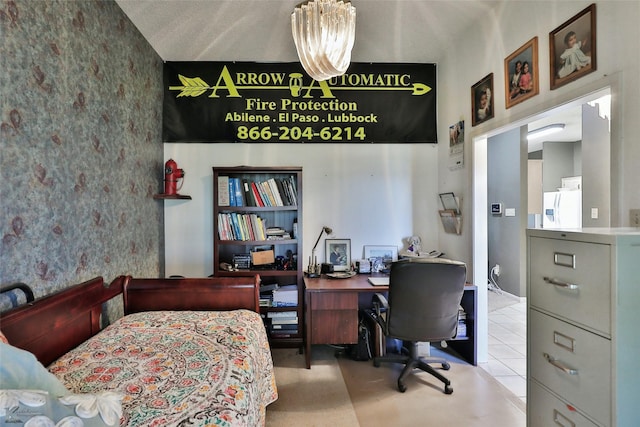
[163,159,185,195]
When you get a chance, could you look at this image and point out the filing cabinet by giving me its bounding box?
[527,228,640,427]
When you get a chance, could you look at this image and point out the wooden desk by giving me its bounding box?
[304,274,477,369]
[304,274,387,369]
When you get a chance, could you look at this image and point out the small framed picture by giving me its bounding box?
[364,245,398,273]
[325,239,351,271]
[363,245,398,262]
[504,37,539,109]
[471,73,494,126]
[550,3,596,90]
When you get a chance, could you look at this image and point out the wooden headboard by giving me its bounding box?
[0,275,261,366]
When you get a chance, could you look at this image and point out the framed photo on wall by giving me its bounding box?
[325,239,351,271]
[504,37,539,109]
[550,3,597,90]
[471,73,494,126]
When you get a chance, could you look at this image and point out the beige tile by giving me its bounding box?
[495,375,527,398]
[488,343,525,359]
[500,358,527,376]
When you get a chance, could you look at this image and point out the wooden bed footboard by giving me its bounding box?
[123,275,261,314]
[0,275,262,366]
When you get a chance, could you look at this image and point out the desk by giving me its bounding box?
[304,274,477,369]
[304,274,386,369]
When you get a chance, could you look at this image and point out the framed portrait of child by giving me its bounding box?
[504,37,539,109]
[471,73,494,127]
[550,3,597,90]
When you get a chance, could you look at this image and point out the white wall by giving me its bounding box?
[439,2,640,265]
[163,143,439,277]
[161,1,640,364]
[438,1,640,363]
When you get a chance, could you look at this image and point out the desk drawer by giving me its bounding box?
[529,237,611,335]
[311,310,357,344]
[529,309,610,426]
[311,292,357,309]
[529,380,599,427]
[309,291,358,344]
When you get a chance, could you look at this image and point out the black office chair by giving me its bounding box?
[372,258,466,394]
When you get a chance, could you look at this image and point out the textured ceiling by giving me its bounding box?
[114,0,501,63]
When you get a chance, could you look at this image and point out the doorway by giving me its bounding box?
[472,81,616,367]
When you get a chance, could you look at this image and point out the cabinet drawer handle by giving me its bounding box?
[543,277,579,290]
[544,353,578,375]
[553,409,576,427]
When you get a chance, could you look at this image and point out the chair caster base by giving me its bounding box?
[444,384,453,394]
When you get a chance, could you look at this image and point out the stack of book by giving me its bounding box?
[268,311,298,336]
[272,284,297,307]
[265,227,291,240]
[259,282,279,307]
[218,175,298,207]
[456,305,467,338]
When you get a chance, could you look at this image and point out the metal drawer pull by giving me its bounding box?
[544,353,578,375]
[553,409,576,427]
[543,277,579,290]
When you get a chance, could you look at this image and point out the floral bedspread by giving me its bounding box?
[48,310,278,426]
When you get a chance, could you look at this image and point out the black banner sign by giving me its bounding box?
[163,62,437,143]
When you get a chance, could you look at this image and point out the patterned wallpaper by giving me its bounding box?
[0,0,164,306]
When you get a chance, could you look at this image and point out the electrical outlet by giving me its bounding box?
[494,264,500,276]
[631,209,640,227]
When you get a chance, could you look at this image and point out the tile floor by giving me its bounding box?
[481,291,528,404]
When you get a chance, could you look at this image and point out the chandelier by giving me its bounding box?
[291,0,356,81]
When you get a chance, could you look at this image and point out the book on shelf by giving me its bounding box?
[266,311,297,318]
[230,177,244,206]
[251,182,265,207]
[269,331,298,337]
[267,178,284,206]
[259,283,279,292]
[270,317,298,325]
[218,176,230,206]
[242,179,254,206]
[270,323,298,330]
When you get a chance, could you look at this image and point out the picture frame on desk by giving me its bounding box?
[325,239,351,271]
[363,245,398,262]
[364,245,398,272]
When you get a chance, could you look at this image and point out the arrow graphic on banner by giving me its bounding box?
[169,75,431,98]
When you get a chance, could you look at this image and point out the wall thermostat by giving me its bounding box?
[491,203,503,215]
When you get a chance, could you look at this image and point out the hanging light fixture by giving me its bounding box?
[291,0,356,82]
[527,123,565,140]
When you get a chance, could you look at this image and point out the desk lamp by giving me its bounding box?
[307,226,332,277]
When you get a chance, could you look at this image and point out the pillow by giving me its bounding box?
[0,343,69,396]
[0,330,8,344]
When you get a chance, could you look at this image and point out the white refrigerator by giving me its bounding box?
[543,190,582,228]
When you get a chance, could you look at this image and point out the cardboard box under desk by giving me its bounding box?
[251,249,275,266]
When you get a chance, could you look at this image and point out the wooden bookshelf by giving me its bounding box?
[212,166,303,350]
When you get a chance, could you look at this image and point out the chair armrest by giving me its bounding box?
[372,292,389,312]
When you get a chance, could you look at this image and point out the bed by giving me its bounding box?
[0,275,278,426]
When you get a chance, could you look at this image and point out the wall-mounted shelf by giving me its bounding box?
[153,194,192,200]
[438,192,462,234]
